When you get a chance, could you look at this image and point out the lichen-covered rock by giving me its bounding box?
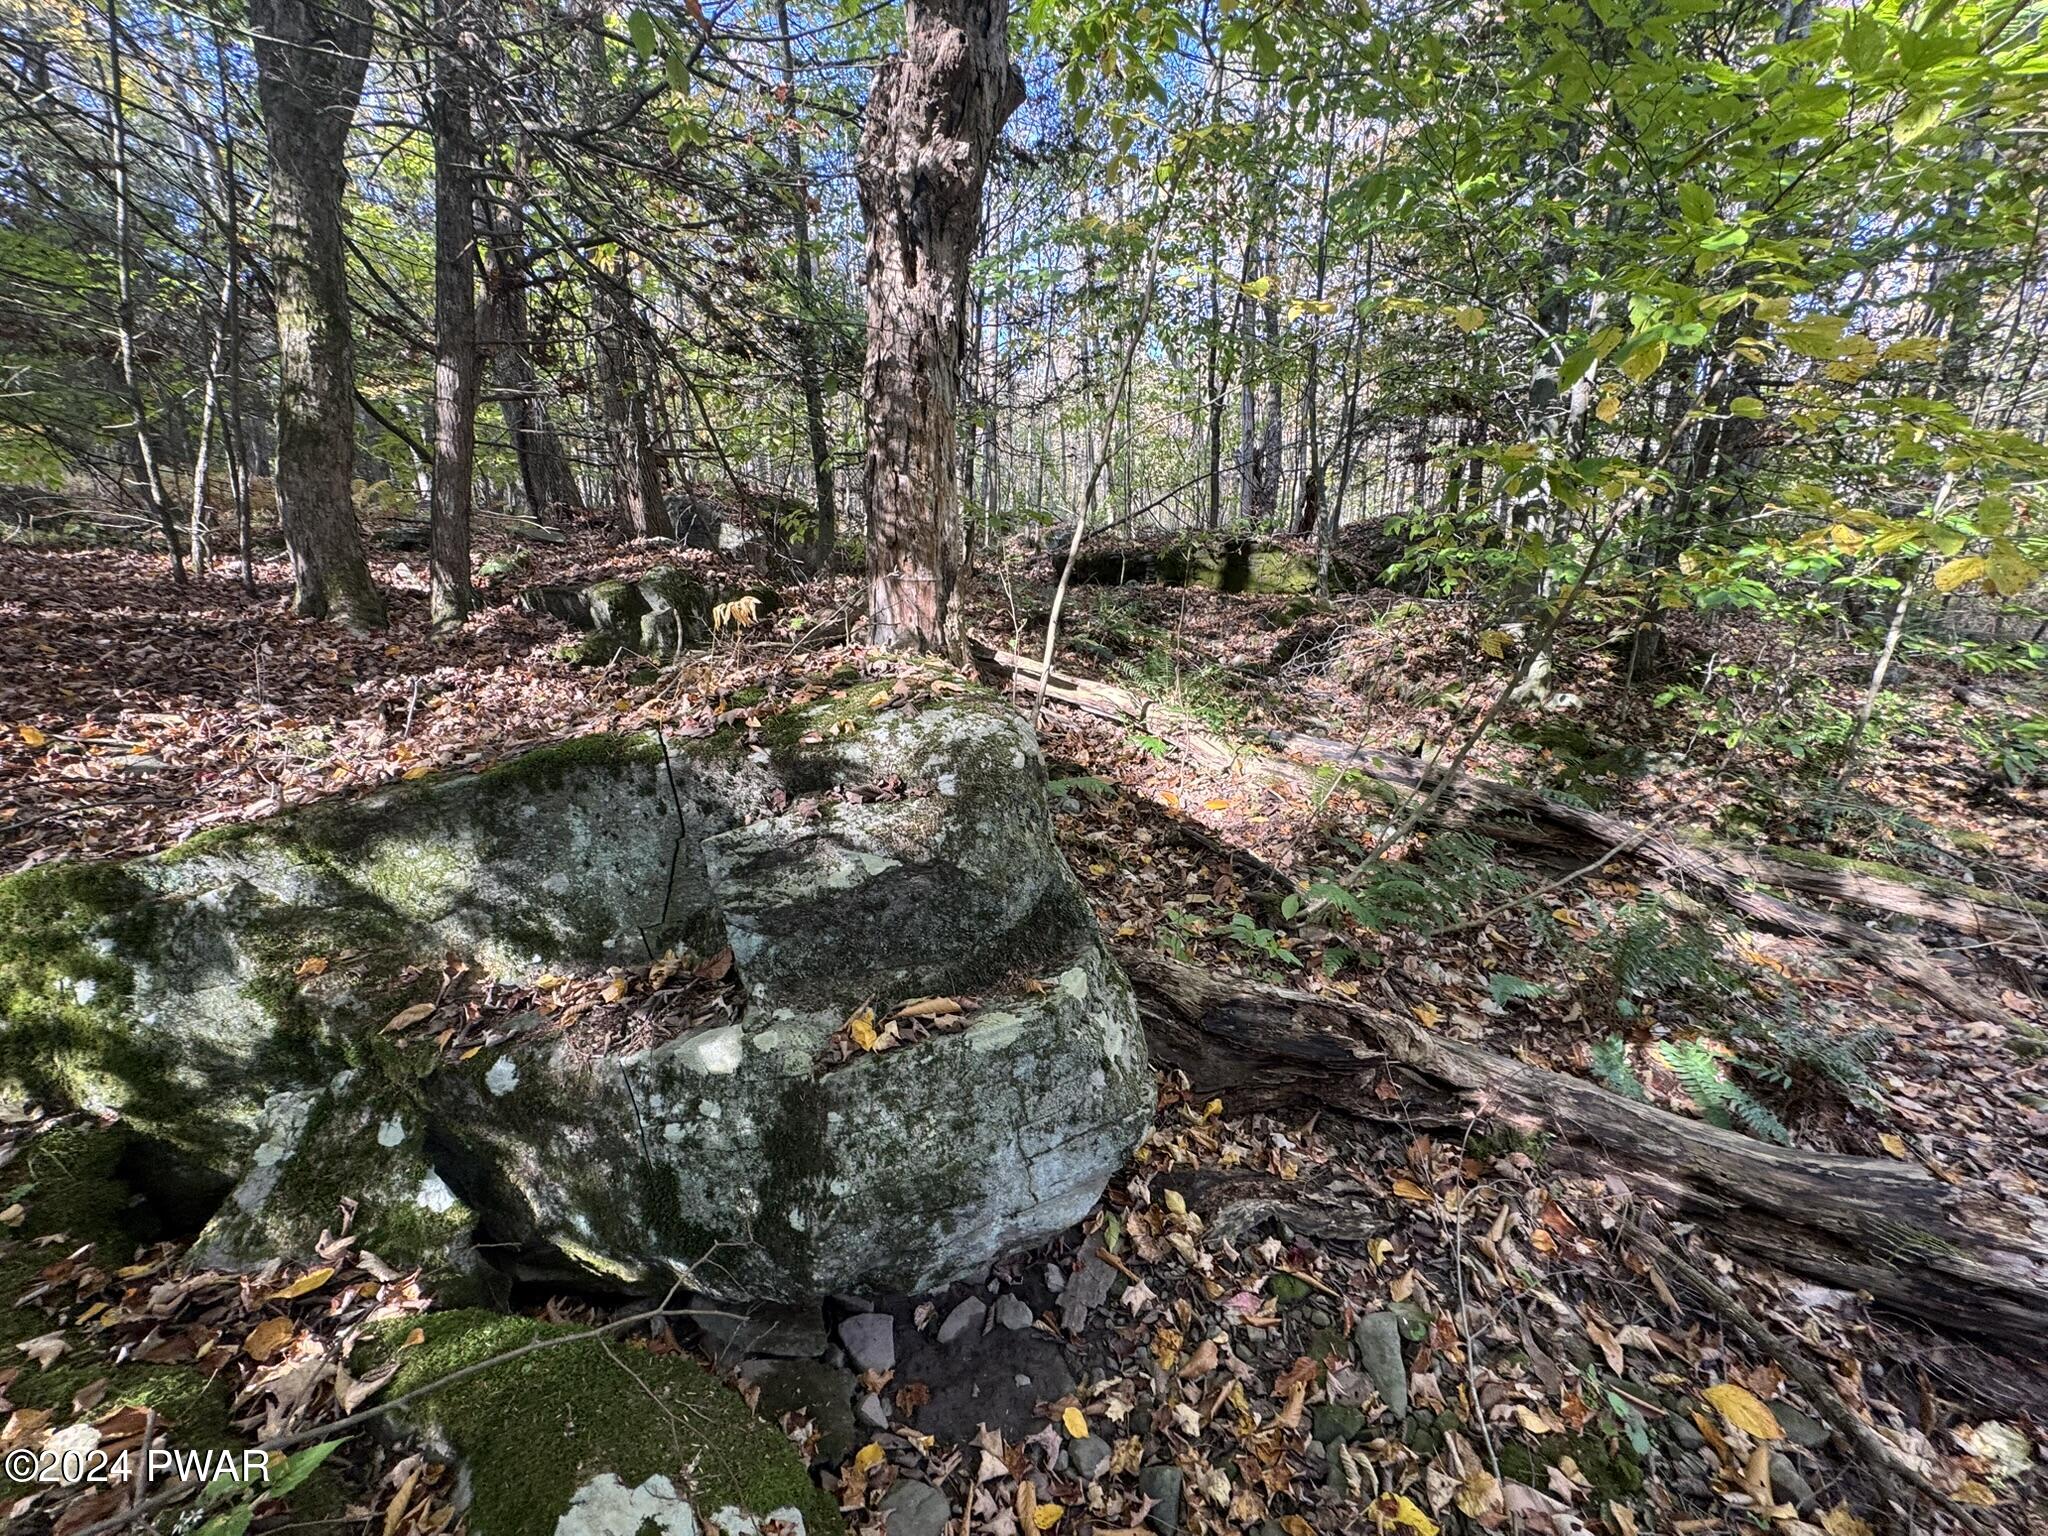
[2,692,1151,1298]
[368,1310,841,1536]
[0,732,728,1169]
[188,1073,488,1297]
[519,568,778,665]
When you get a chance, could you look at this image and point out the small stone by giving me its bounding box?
[1306,1305,1335,1329]
[1312,1402,1368,1445]
[938,1297,987,1345]
[856,1393,887,1428]
[1139,1466,1183,1534]
[738,1357,859,1466]
[1769,1452,1817,1513]
[697,1301,829,1362]
[1059,1241,1117,1332]
[839,1313,894,1374]
[1672,1415,1705,1450]
[994,1294,1033,1331]
[1774,1404,1829,1449]
[1352,1312,1408,1420]
[1044,1263,1066,1295]
[879,1479,950,1536]
[1068,1435,1111,1481]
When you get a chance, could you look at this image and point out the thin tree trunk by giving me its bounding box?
[210,19,255,594]
[777,0,836,574]
[592,252,670,540]
[429,0,478,625]
[855,0,1023,658]
[187,279,229,573]
[105,0,186,585]
[249,0,385,627]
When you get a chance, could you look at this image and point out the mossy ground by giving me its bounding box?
[365,1310,842,1536]
[0,1125,240,1502]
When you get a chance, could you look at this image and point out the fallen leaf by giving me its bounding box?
[19,724,47,747]
[847,1005,878,1051]
[384,1001,437,1032]
[1371,1492,1438,1536]
[267,1266,336,1301]
[891,996,963,1020]
[1703,1382,1783,1441]
[1062,1405,1088,1438]
[852,1442,885,1474]
[1879,1133,1908,1159]
[244,1316,295,1363]
[17,1333,68,1370]
[1819,1506,1875,1536]
[294,956,330,979]
[1033,1503,1065,1529]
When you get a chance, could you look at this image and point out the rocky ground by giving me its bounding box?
[2,525,2044,1536]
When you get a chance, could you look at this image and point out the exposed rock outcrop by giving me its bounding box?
[0,690,1152,1301]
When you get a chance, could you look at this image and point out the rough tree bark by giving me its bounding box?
[428,0,478,625]
[591,253,672,540]
[855,0,1023,658]
[248,0,385,627]
[478,142,579,522]
[1126,952,2048,1354]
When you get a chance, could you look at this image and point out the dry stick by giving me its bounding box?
[1639,1232,1997,1536]
[1420,828,1649,939]
[68,1280,703,1536]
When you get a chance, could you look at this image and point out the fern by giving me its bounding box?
[1656,1040,1791,1145]
[1591,1036,1646,1099]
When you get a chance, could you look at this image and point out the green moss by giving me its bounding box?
[1496,1433,1644,1502]
[0,1126,239,1500]
[473,731,666,796]
[363,1310,842,1536]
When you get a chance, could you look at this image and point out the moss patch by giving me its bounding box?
[365,1310,842,1536]
[0,1125,239,1501]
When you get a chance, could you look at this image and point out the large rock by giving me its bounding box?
[370,1310,842,1536]
[1,690,1152,1300]
[517,568,779,665]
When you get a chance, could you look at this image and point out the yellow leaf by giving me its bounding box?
[847,1005,878,1051]
[295,956,330,978]
[1451,305,1485,333]
[402,764,432,779]
[602,974,630,1004]
[1391,1177,1434,1203]
[19,724,47,747]
[1595,392,1622,423]
[1932,555,1987,594]
[1879,1133,1908,1159]
[1412,1002,1441,1028]
[1033,1503,1065,1530]
[1703,1382,1783,1440]
[853,1442,885,1474]
[1371,1493,1439,1536]
[1203,797,1230,811]
[0,1203,23,1227]
[1062,1405,1088,1438]
[1819,1505,1875,1536]
[268,1265,336,1301]
[244,1315,296,1362]
[1162,1189,1188,1217]
[1477,629,1512,659]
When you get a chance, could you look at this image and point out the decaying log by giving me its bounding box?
[1123,949,2048,1354]
[978,643,2026,1025]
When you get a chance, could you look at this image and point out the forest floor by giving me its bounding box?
[2,526,2044,1536]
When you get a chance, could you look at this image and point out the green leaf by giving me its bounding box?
[1727,395,1766,419]
[628,9,658,61]
[1841,13,1887,74]
[1676,183,1715,224]
[269,1441,346,1501]
[1618,338,1667,383]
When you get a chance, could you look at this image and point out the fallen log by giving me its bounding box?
[1122,949,2048,1355]
[977,643,2024,1025]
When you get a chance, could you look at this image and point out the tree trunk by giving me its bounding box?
[1125,952,2048,1354]
[248,0,385,628]
[428,0,478,626]
[478,144,578,522]
[105,0,186,586]
[855,0,1023,658]
[210,19,255,595]
[777,0,836,574]
[592,253,671,540]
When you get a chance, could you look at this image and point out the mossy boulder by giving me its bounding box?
[367,1310,841,1536]
[3,695,1150,1300]
[519,567,779,665]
